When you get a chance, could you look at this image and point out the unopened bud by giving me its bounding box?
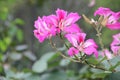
[82,14,93,24]
[101,16,108,27]
[98,16,104,24]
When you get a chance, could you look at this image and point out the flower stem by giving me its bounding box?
[84,60,110,72]
[49,37,116,72]
[95,27,104,50]
[60,33,70,49]
[95,26,113,68]
[48,38,80,63]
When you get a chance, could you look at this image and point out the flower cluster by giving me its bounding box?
[33,7,120,59]
[94,7,120,30]
[34,9,80,42]
[34,16,57,42]
[65,33,98,58]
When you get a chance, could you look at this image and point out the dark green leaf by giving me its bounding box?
[40,52,55,62]
[9,52,22,61]
[25,75,41,80]
[87,56,99,65]
[32,59,47,73]
[59,59,70,67]
[13,18,25,25]
[104,72,120,80]
[41,71,67,80]
[16,29,23,42]
[109,56,120,71]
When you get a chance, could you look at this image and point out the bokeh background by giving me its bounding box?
[0,0,120,80]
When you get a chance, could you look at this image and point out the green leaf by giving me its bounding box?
[79,65,89,74]
[48,61,59,69]
[104,72,120,80]
[16,29,23,42]
[110,56,120,66]
[13,18,25,25]
[8,26,18,37]
[87,56,99,65]
[9,52,22,61]
[32,59,47,73]
[0,54,3,61]
[92,73,108,79]
[41,71,67,80]
[101,60,110,70]
[109,61,120,71]
[4,37,11,45]
[47,52,60,68]
[0,7,8,20]
[5,70,32,80]
[59,59,70,67]
[109,56,120,71]
[41,52,55,62]
[0,40,6,52]
[116,65,120,71]
[48,52,60,62]
[90,68,104,73]
[66,70,75,77]
[90,68,108,78]
[25,75,41,80]
[32,52,58,73]
[0,64,5,76]
[12,72,31,79]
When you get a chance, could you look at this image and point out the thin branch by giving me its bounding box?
[48,38,80,63]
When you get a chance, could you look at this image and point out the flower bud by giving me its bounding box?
[101,16,108,27]
[82,14,93,24]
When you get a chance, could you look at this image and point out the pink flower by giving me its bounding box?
[94,7,112,17]
[34,16,57,43]
[94,7,120,30]
[83,39,98,57]
[34,30,46,43]
[106,12,120,30]
[66,33,98,58]
[68,47,79,56]
[101,49,113,59]
[111,33,120,55]
[49,9,81,32]
[63,24,82,34]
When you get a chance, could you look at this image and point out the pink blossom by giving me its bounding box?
[106,12,120,30]
[65,33,98,58]
[83,39,98,57]
[111,33,120,55]
[101,49,113,59]
[63,24,82,34]
[68,47,79,56]
[94,7,112,17]
[49,9,81,32]
[94,7,120,30]
[34,30,46,43]
[34,16,57,43]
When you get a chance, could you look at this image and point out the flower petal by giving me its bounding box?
[106,23,120,30]
[68,47,79,56]
[63,24,82,34]
[65,34,78,47]
[56,8,67,21]
[33,30,45,43]
[65,13,81,26]
[94,7,112,16]
[84,46,98,58]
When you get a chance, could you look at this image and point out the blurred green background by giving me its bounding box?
[0,0,120,80]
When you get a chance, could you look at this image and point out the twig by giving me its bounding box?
[48,38,80,63]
